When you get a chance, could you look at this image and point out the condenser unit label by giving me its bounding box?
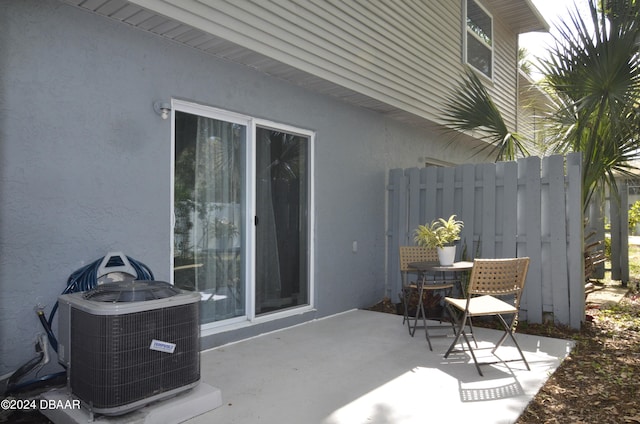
[150,339,176,354]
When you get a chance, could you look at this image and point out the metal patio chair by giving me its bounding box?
[399,246,455,349]
[444,257,530,376]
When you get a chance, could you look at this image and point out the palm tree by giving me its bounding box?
[443,0,640,211]
[539,0,640,207]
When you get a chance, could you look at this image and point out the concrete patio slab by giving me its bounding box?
[40,383,221,424]
[187,309,574,424]
[586,285,629,307]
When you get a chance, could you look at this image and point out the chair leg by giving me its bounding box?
[419,292,433,351]
[401,274,409,325]
[409,313,417,337]
[402,287,414,335]
[494,315,530,371]
[443,306,458,335]
[508,334,531,371]
[448,305,478,347]
[401,283,419,337]
[467,317,478,348]
[444,311,467,358]
[404,284,420,337]
[444,322,484,376]
[493,315,511,351]
[460,330,483,376]
[402,299,407,324]
[443,311,486,376]
[413,283,429,344]
[449,314,529,376]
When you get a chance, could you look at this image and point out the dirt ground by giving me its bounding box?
[515,283,640,424]
[515,244,640,423]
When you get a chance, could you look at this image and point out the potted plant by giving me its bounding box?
[413,215,464,265]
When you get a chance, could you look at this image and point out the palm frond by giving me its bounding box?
[442,0,640,210]
[442,68,529,161]
[536,0,640,208]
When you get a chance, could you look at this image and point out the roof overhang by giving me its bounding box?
[62,0,457,130]
[486,0,550,33]
[62,0,549,132]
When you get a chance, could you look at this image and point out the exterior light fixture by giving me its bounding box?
[153,101,171,120]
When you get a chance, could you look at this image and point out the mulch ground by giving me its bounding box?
[515,289,640,423]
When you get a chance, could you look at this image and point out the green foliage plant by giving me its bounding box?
[629,201,640,233]
[414,215,464,249]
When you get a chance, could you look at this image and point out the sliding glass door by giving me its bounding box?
[255,127,310,315]
[174,109,247,324]
[172,102,312,326]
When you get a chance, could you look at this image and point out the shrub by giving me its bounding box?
[629,200,640,234]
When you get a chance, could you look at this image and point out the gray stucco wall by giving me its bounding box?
[0,0,480,376]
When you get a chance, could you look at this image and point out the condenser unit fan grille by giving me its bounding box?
[84,280,181,302]
[69,302,200,411]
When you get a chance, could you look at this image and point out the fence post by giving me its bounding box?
[498,161,518,257]
[407,168,421,243]
[543,155,570,324]
[566,152,584,328]
[518,156,543,324]
[586,191,606,279]
[460,164,476,259]
[621,181,630,285]
[387,169,405,299]
[480,163,497,258]
[423,167,438,222]
[611,180,630,285]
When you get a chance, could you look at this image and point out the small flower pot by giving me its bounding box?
[437,245,456,266]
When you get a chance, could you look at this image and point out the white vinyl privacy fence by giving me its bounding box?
[387,153,585,329]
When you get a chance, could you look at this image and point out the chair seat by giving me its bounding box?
[407,283,454,290]
[446,295,517,316]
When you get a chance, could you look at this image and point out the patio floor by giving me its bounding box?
[187,309,574,424]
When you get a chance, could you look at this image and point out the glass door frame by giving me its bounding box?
[170,99,315,332]
[251,119,315,323]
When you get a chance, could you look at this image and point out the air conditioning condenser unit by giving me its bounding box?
[57,280,201,416]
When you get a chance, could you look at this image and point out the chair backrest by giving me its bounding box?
[399,246,439,272]
[467,257,530,299]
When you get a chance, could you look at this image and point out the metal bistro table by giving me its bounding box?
[407,261,474,350]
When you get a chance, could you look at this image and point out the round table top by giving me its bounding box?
[408,261,474,271]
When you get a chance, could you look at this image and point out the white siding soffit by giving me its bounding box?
[63,0,549,130]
